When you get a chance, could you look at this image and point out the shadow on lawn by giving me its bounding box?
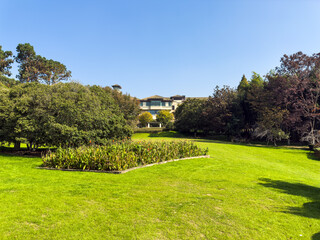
[259,178,320,219]
[307,152,320,161]
[195,139,289,150]
[312,232,320,240]
[148,131,187,138]
[281,150,319,162]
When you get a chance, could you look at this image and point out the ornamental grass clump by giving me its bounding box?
[42,140,208,171]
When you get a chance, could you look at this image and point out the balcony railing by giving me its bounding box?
[140,106,171,110]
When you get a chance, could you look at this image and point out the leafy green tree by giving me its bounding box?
[9,83,52,149]
[0,45,14,76]
[104,87,141,127]
[0,75,19,88]
[139,112,153,127]
[156,110,174,127]
[38,58,71,85]
[202,86,244,136]
[250,71,264,87]
[0,83,12,144]
[15,43,39,83]
[237,74,249,94]
[16,43,71,84]
[246,72,266,128]
[174,98,206,135]
[270,52,320,145]
[253,107,289,146]
[245,70,290,145]
[0,82,131,150]
[236,74,252,137]
[45,82,130,147]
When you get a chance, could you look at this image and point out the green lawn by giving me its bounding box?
[1,133,320,239]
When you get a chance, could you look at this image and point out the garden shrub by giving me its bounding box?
[0,82,133,150]
[42,140,209,171]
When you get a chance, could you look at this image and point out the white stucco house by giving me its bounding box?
[139,95,186,119]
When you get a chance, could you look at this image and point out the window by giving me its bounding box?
[168,102,172,106]
[172,105,175,110]
[150,101,161,106]
[140,102,143,106]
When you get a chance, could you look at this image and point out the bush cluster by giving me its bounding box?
[42,140,209,171]
[0,82,140,150]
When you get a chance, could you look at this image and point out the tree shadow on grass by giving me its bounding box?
[280,150,319,161]
[195,139,293,151]
[148,131,188,138]
[259,178,320,219]
[307,152,320,161]
[312,232,320,240]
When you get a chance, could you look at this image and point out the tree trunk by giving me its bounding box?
[14,141,21,150]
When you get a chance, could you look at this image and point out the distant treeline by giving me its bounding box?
[175,52,320,146]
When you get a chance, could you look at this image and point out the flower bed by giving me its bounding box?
[42,140,209,171]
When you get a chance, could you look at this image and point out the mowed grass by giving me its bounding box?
[1,133,320,239]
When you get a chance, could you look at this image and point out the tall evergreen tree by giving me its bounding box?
[15,43,39,83]
[0,45,14,76]
[237,74,249,94]
[15,43,71,84]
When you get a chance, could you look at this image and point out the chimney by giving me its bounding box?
[112,84,122,92]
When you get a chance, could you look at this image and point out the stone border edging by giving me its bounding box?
[37,155,210,174]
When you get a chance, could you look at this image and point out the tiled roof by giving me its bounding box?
[170,95,184,98]
[140,95,171,101]
[139,95,207,101]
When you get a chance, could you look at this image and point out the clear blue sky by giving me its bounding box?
[1,0,320,98]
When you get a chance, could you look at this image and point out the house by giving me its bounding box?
[139,95,186,119]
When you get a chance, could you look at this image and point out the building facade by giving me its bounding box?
[139,95,186,119]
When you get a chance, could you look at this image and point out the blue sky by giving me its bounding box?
[1,0,320,98]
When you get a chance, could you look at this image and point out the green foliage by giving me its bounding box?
[139,112,153,127]
[156,110,173,127]
[164,121,175,130]
[38,58,71,85]
[0,85,11,143]
[0,82,131,149]
[237,74,249,93]
[174,98,206,134]
[104,87,141,126]
[253,106,289,146]
[15,43,38,82]
[0,75,19,88]
[250,71,264,88]
[0,45,14,76]
[203,86,244,136]
[16,43,71,84]
[42,140,208,171]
